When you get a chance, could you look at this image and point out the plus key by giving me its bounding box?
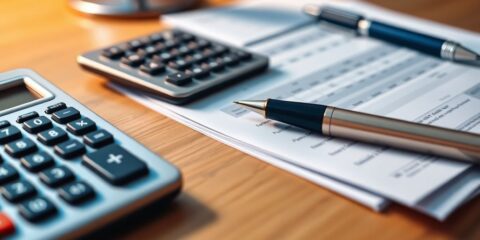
[82,145,148,185]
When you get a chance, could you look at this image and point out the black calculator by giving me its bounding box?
[77,29,269,104]
[0,69,182,239]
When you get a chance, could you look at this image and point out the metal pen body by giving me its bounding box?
[323,107,480,163]
[235,99,480,164]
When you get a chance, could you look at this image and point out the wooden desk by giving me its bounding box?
[1,0,480,239]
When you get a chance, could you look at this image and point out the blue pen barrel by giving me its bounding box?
[266,99,327,134]
[368,21,445,56]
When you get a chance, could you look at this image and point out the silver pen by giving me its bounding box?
[235,99,480,164]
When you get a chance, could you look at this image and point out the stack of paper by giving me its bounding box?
[111,0,480,220]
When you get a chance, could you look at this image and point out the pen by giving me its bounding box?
[234,99,480,164]
[303,5,480,64]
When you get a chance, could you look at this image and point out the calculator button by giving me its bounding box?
[18,196,57,222]
[187,41,199,51]
[150,33,164,43]
[0,120,10,129]
[23,116,53,134]
[164,39,180,49]
[180,33,195,42]
[1,180,36,202]
[67,117,96,135]
[83,145,148,185]
[140,61,165,75]
[165,72,192,86]
[5,138,37,158]
[39,166,75,187]
[37,127,68,146]
[196,39,211,48]
[186,66,209,79]
[127,39,144,50]
[45,102,67,114]
[167,48,178,58]
[137,45,157,57]
[52,107,81,124]
[168,59,191,71]
[121,53,144,67]
[178,45,193,56]
[84,129,114,148]
[59,181,95,205]
[101,47,124,59]
[212,44,228,55]
[222,54,240,66]
[208,59,224,72]
[235,51,252,61]
[201,48,215,58]
[0,164,19,185]
[191,52,205,63]
[0,126,22,144]
[16,112,39,123]
[0,213,15,236]
[153,52,175,63]
[153,42,167,52]
[54,139,86,159]
[199,63,211,73]
[21,152,55,172]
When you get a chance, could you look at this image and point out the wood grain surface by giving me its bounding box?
[1,0,480,239]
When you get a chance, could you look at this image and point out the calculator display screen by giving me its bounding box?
[0,82,40,111]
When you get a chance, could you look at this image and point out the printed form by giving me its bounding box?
[112,1,480,219]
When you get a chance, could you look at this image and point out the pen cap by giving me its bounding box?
[317,6,364,30]
[266,99,327,133]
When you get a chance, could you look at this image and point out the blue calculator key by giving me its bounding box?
[0,164,19,185]
[45,102,67,114]
[21,152,55,172]
[39,166,75,188]
[19,196,57,222]
[83,129,114,148]
[186,66,209,79]
[234,51,252,61]
[222,54,240,66]
[54,139,86,159]
[120,53,144,67]
[16,112,39,123]
[101,47,124,59]
[83,144,148,185]
[0,126,22,144]
[67,117,96,135]
[0,120,10,129]
[140,61,165,75]
[23,116,53,134]
[5,138,37,158]
[58,181,95,205]
[37,127,69,146]
[1,180,36,202]
[165,72,192,86]
[52,107,81,124]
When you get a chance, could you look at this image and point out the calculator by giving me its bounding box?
[0,69,182,239]
[77,29,269,104]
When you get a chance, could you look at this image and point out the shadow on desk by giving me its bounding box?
[82,192,217,239]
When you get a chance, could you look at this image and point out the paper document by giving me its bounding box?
[112,0,480,220]
[164,0,312,46]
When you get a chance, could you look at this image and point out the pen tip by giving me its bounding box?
[233,100,267,115]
